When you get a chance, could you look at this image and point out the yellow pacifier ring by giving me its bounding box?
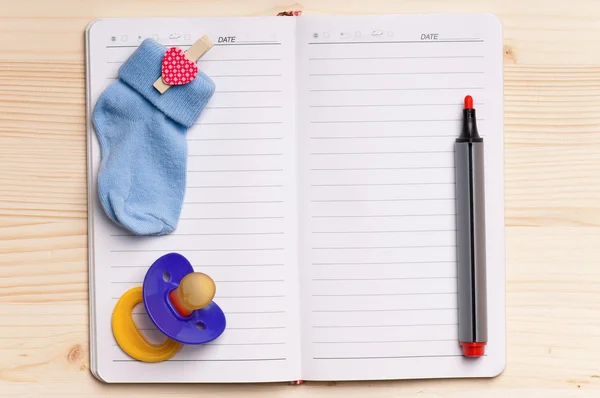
[112,286,182,362]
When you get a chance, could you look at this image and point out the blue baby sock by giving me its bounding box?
[93,39,215,235]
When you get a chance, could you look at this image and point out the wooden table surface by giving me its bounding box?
[1,0,600,396]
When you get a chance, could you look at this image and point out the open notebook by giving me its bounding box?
[85,14,505,383]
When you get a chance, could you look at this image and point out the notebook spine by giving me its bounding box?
[277,10,302,16]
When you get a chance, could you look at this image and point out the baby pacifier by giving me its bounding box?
[112,253,226,362]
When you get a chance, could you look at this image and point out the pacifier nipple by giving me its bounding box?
[169,272,216,317]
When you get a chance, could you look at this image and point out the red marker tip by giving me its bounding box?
[464,95,473,110]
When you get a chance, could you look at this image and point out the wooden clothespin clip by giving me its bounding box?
[153,36,213,94]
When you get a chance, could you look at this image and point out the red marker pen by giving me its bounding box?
[455,95,488,358]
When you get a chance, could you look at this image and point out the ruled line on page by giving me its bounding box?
[107,58,283,63]
[228,326,287,330]
[216,89,283,93]
[109,263,284,268]
[309,135,455,138]
[310,166,453,171]
[204,106,284,110]
[168,358,288,362]
[312,308,457,313]
[106,41,282,49]
[106,59,281,66]
[223,40,280,44]
[310,119,461,124]
[312,339,457,344]
[113,342,287,346]
[311,277,456,281]
[128,310,287,315]
[202,58,282,62]
[189,153,283,157]
[216,279,286,283]
[311,245,456,250]
[309,71,484,76]
[179,216,284,220]
[312,260,455,266]
[195,122,283,126]
[200,264,285,267]
[110,248,284,253]
[311,214,455,218]
[187,169,284,173]
[106,45,141,48]
[206,341,288,346]
[110,295,288,300]
[114,280,286,285]
[112,358,288,363]
[198,263,284,267]
[310,198,453,203]
[309,87,484,92]
[312,229,456,233]
[312,323,458,329]
[109,231,285,237]
[188,136,283,141]
[308,105,482,109]
[211,74,282,78]
[209,342,287,345]
[309,182,453,187]
[309,119,483,124]
[186,184,284,188]
[218,295,286,299]
[226,310,286,314]
[310,151,452,155]
[312,355,464,360]
[308,39,483,44]
[214,42,282,46]
[309,55,484,60]
[184,200,284,204]
[312,292,455,297]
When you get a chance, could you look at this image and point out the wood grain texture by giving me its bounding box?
[1,0,600,396]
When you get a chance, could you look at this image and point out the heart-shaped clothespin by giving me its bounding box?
[153,36,213,94]
[161,47,199,85]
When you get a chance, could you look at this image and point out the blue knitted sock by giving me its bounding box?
[93,39,214,235]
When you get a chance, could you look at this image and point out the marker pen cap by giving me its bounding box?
[460,342,486,358]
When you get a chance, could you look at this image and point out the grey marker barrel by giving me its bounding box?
[454,96,488,357]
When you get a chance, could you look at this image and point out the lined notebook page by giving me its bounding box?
[87,18,301,383]
[296,14,506,381]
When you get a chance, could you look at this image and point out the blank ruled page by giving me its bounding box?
[86,17,300,383]
[296,14,506,381]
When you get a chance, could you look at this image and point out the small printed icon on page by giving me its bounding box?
[372,30,384,36]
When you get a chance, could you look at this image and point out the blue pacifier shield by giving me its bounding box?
[142,253,226,344]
